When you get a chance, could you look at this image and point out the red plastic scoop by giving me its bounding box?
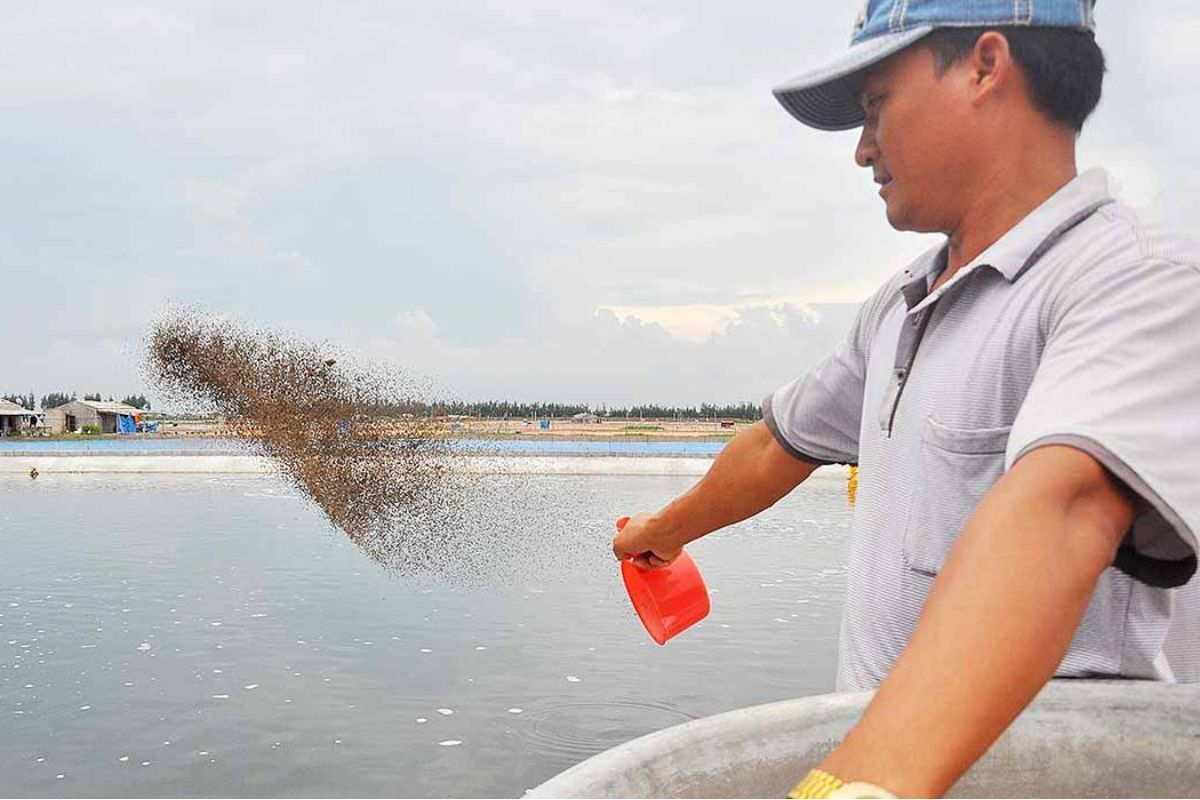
[617,517,711,645]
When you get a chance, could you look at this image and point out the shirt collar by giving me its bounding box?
[899,248,945,310]
[973,168,1115,283]
[900,169,1115,314]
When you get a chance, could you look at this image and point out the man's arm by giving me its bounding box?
[814,444,1135,798]
[613,420,821,568]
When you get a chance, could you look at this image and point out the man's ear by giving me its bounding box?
[970,31,1016,106]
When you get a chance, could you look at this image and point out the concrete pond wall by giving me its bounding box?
[527,680,1200,798]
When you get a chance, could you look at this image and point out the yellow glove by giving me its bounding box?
[788,768,896,799]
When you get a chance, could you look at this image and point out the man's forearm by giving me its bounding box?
[817,445,1134,797]
[656,421,819,548]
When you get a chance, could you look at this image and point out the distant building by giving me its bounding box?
[0,399,36,436]
[572,412,600,424]
[44,400,143,434]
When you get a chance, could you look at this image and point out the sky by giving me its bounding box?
[2,1,1197,409]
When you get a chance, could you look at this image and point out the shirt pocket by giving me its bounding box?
[902,417,1011,576]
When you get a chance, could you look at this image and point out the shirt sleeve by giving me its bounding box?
[1006,257,1200,588]
[763,300,872,466]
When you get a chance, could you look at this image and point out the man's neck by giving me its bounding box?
[935,143,1078,291]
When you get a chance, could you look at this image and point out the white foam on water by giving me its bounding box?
[507,708,523,714]
[118,756,129,762]
[774,618,789,623]
[419,648,432,653]
[436,708,453,715]
[416,718,427,723]
[244,684,259,690]
[474,646,486,651]
[566,675,581,683]
[79,705,91,710]
[438,740,462,746]
[212,694,229,699]
[137,642,151,651]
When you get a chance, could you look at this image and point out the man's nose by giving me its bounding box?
[855,126,877,169]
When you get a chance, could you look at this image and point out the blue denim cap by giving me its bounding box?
[773,0,1097,131]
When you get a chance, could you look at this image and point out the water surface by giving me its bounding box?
[0,470,850,797]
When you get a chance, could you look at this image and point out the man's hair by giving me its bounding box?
[921,27,1106,132]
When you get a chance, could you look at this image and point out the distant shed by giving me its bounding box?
[0,399,36,436]
[45,400,143,434]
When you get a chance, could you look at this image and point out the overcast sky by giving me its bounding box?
[2,2,1196,408]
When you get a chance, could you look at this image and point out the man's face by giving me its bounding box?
[855,45,973,233]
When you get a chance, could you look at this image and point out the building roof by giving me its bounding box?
[76,400,142,414]
[0,399,36,416]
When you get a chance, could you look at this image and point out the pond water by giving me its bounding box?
[0,470,851,797]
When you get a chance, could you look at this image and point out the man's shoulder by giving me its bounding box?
[1073,200,1200,274]
[1042,199,1200,312]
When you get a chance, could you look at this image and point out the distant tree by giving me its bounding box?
[83,393,102,402]
[40,392,76,410]
[121,394,151,410]
[1,393,34,410]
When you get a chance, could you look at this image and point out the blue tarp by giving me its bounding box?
[116,414,136,434]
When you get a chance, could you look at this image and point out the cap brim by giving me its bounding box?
[772,26,934,131]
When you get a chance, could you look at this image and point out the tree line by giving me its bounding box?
[418,400,762,420]
[2,392,756,419]
[1,392,151,411]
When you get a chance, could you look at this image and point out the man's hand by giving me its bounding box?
[612,513,684,569]
[815,444,1136,797]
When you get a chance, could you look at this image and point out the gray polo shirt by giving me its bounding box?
[765,170,1200,692]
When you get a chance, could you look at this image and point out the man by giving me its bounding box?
[612,1,1200,797]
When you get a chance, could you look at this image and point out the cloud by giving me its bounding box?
[0,2,1197,405]
[359,302,858,408]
